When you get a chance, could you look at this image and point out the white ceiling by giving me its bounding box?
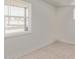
[42,0,75,7]
[22,0,74,7]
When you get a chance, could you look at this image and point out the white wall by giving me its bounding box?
[5,0,57,59]
[5,1,75,58]
[56,6,75,44]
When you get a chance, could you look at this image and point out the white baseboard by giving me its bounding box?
[59,39,75,45]
[55,35,75,45]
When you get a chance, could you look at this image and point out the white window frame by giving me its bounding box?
[5,5,32,38]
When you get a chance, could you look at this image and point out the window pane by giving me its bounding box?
[4,4,32,34]
[4,5,8,15]
[5,5,25,34]
[4,5,24,16]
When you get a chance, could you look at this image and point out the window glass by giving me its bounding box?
[4,5,28,34]
[5,5,24,16]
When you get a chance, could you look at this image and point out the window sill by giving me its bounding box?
[5,31,32,38]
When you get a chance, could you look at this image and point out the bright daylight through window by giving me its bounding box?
[4,0,32,35]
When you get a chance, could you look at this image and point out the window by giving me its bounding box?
[4,1,32,36]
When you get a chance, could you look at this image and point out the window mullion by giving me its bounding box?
[24,7,27,31]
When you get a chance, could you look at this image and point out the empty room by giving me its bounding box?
[4,0,75,59]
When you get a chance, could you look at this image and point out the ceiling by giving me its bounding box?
[22,0,75,7]
[42,0,75,7]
